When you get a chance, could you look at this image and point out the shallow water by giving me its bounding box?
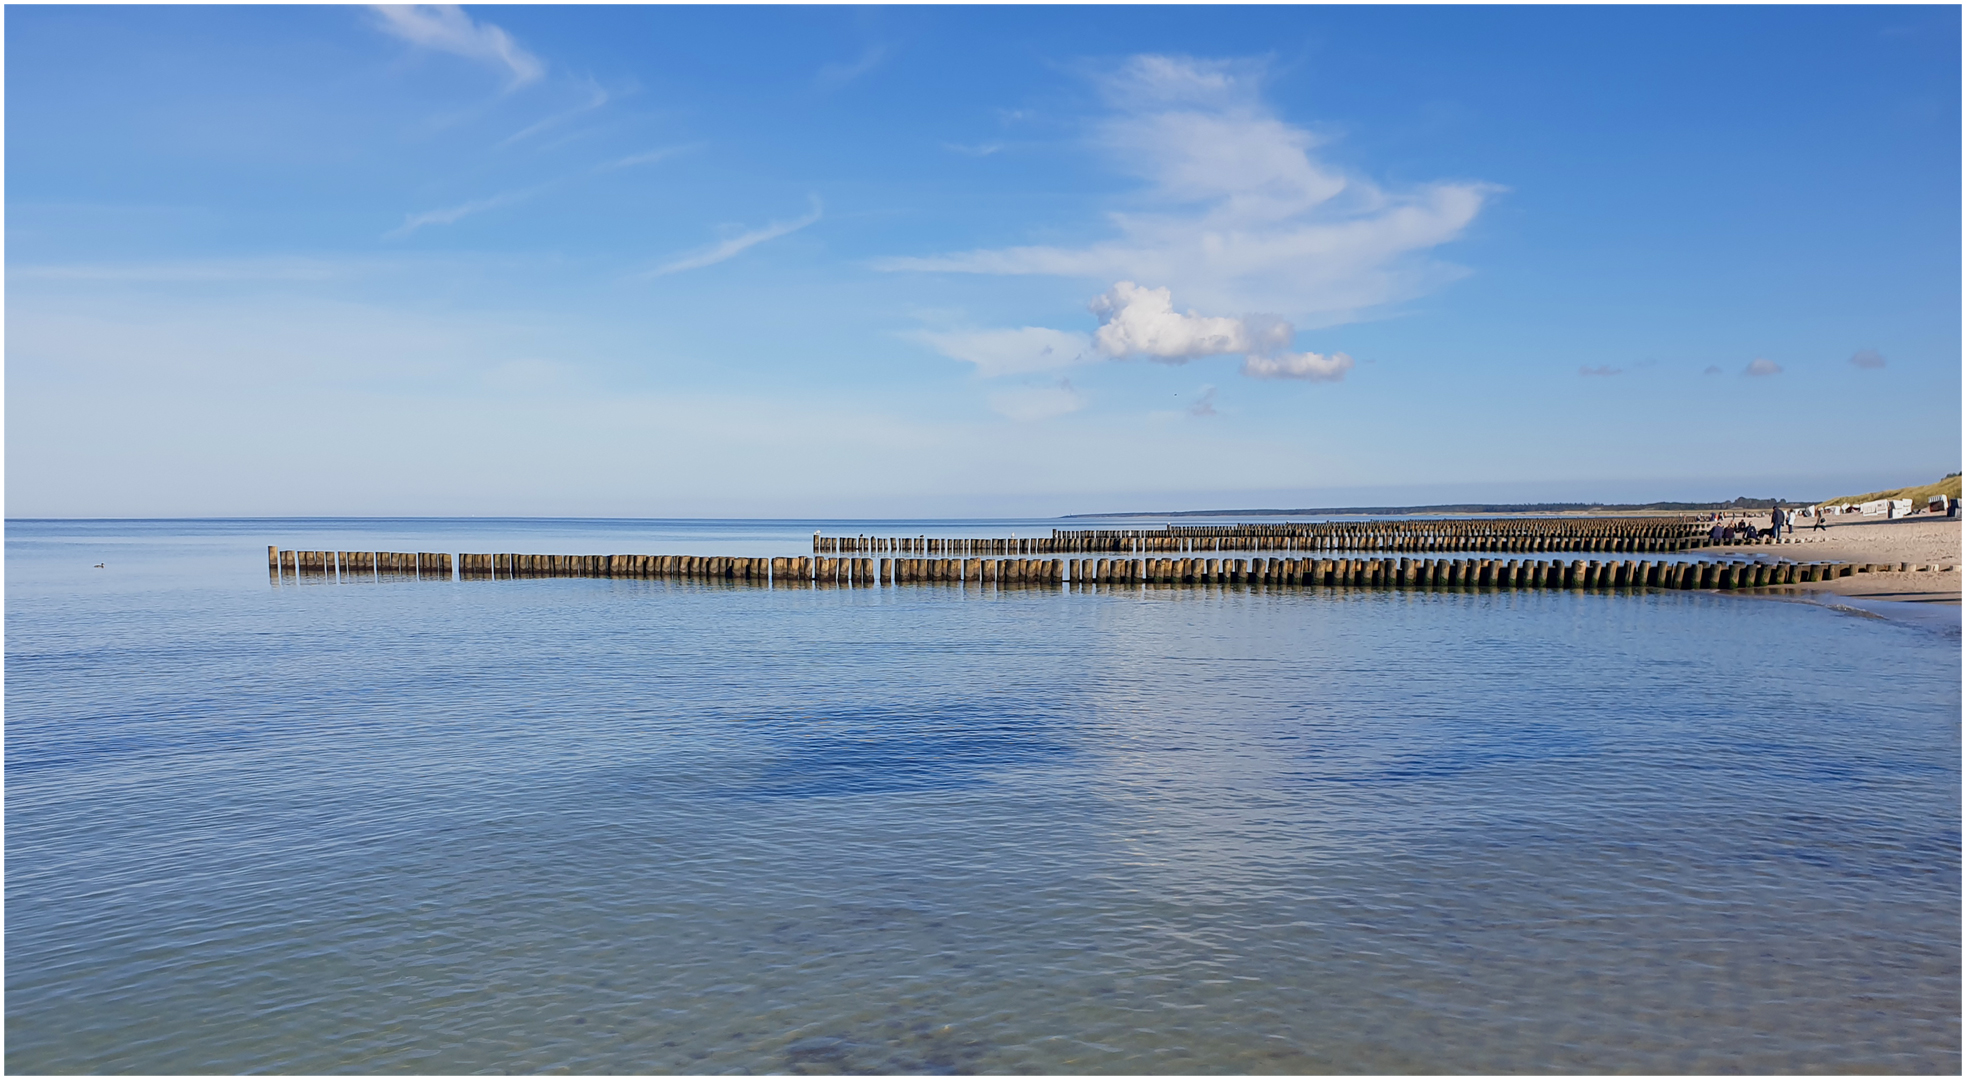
[7,518,1959,1073]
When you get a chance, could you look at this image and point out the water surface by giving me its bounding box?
[7,518,1959,1073]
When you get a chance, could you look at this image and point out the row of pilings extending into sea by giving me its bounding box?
[812,516,1729,555]
[270,547,1905,591]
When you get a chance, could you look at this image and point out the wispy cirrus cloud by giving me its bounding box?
[889,54,1473,396]
[817,45,888,90]
[386,186,537,238]
[387,148,691,238]
[1579,364,1622,377]
[600,144,697,171]
[878,54,1495,323]
[498,81,610,146]
[913,326,1094,378]
[371,5,544,88]
[645,196,823,276]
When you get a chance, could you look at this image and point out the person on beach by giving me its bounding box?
[1771,506,1785,539]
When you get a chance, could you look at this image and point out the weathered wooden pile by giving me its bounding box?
[270,546,1880,591]
[815,516,1718,555]
[272,548,451,578]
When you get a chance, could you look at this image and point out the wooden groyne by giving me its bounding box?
[813,516,1722,556]
[270,546,1905,591]
[269,547,451,579]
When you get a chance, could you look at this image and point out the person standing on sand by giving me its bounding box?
[1771,506,1785,539]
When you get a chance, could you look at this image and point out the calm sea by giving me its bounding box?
[6,518,1959,1073]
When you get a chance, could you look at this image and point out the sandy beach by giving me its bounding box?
[1709,513,1961,604]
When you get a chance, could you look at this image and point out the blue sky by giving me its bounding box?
[7,4,1959,517]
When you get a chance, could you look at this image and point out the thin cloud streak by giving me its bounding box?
[599,144,698,171]
[645,197,823,276]
[386,187,537,237]
[371,5,545,88]
[498,82,610,146]
[384,147,690,239]
[816,45,887,89]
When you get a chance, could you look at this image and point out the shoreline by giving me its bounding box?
[1728,585,1963,633]
[1706,515,1960,605]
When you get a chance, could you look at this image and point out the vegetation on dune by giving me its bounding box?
[1819,473,1962,508]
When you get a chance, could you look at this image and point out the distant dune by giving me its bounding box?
[1063,496,1821,520]
[1819,473,1961,509]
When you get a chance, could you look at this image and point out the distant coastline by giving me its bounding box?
[1062,497,1809,520]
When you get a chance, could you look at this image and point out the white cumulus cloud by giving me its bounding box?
[1745,357,1783,377]
[1088,281,1290,361]
[877,54,1493,323]
[371,5,544,88]
[1086,280,1351,382]
[915,327,1093,378]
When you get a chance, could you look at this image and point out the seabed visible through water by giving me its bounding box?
[7,518,1959,1073]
